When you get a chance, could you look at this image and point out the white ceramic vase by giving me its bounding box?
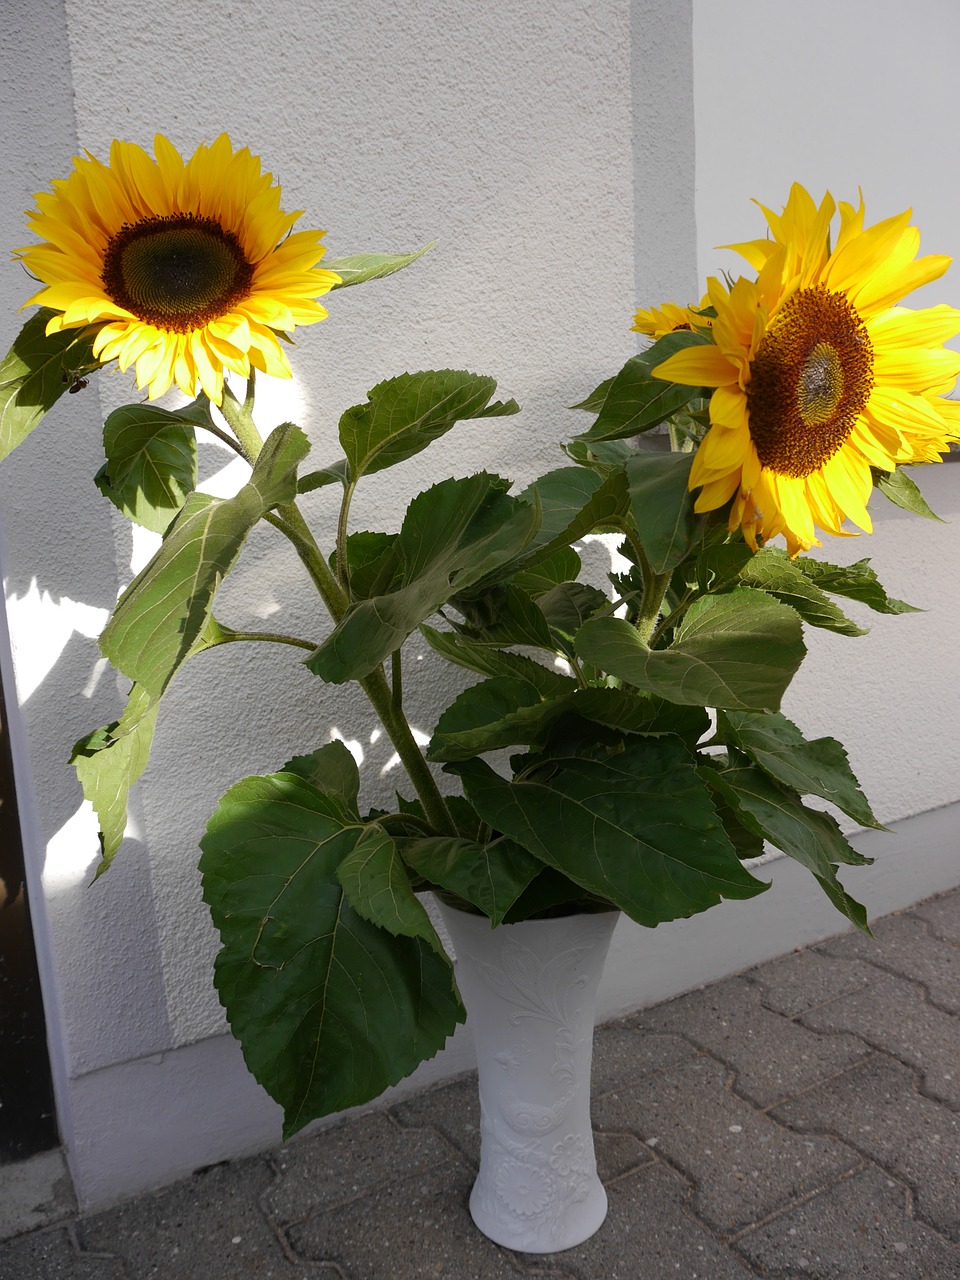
[436,901,619,1253]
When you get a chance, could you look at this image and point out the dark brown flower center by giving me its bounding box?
[745,285,874,477]
[101,214,253,332]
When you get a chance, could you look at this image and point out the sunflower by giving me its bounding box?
[17,133,340,404]
[632,295,711,339]
[653,184,960,554]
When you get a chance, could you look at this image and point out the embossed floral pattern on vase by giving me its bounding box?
[437,904,619,1253]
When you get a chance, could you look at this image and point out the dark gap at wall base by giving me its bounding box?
[0,683,58,1163]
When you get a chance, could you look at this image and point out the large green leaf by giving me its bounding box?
[70,682,159,876]
[537,582,609,649]
[0,309,100,460]
[451,583,554,651]
[337,828,444,954]
[450,742,767,928]
[336,531,399,600]
[306,474,538,683]
[200,771,464,1137]
[739,549,866,636]
[297,458,349,493]
[428,676,548,761]
[419,625,575,699]
[574,331,711,443]
[429,678,709,763]
[510,545,582,597]
[795,557,918,615]
[400,834,544,926]
[699,760,870,932]
[325,245,433,288]
[576,588,806,711]
[875,466,943,521]
[95,404,198,533]
[71,615,231,874]
[339,369,518,481]
[626,451,701,574]
[717,710,882,830]
[101,423,310,696]
[280,739,362,810]
[509,466,629,572]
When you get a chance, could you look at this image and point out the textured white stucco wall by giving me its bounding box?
[1,0,700,1202]
[3,0,958,1209]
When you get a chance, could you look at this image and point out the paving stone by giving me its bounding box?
[266,1110,458,1223]
[589,1023,697,1097]
[283,1158,562,1278]
[745,946,877,1017]
[593,1129,653,1184]
[817,913,960,1012]
[0,1149,77,1242]
[800,971,960,1107]
[909,889,960,945]
[391,1072,482,1166]
[78,1158,289,1279]
[548,1161,755,1280]
[593,1054,857,1233]
[0,1226,126,1279]
[634,977,870,1107]
[735,1164,960,1279]
[773,1055,960,1241]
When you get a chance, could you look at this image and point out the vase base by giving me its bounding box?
[468,1179,608,1254]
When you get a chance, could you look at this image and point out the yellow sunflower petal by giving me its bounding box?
[653,343,737,388]
[687,184,959,555]
[16,132,335,403]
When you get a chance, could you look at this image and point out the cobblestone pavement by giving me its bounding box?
[3,888,959,1279]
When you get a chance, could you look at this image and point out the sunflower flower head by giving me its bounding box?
[653,184,960,555]
[17,133,341,404]
[632,295,712,339]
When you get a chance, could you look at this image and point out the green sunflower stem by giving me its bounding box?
[635,572,671,646]
[219,381,264,464]
[220,381,457,839]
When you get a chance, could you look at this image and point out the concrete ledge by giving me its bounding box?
[62,800,959,1211]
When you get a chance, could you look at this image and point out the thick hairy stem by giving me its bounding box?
[226,385,457,837]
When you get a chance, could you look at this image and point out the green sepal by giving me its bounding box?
[450,741,768,928]
[576,587,806,712]
[0,310,100,461]
[95,403,198,533]
[199,770,465,1137]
